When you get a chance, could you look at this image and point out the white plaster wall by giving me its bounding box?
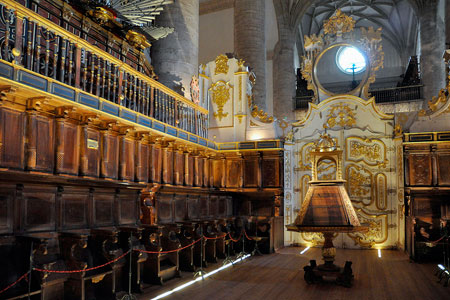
[199,8,234,64]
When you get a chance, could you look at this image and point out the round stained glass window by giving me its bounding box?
[336,46,366,74]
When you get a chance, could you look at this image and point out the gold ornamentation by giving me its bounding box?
[304,34,324,51]
[237,59,246,71]
[88,7,115,26]
[350,141,381,162]
[347,210,387,248]
[323,103,356,129]
[214,54,229,75]
[428,88,447,112]
[375,173,387,210]
[210,81,231,121]
[91,274,106,284]
[394,124,403,137]
[346,137,387,167]
[238,76,242,102]
[125,30,151,49]
[249,120,259,127]
[323,9,355,36]
[348,166,371,198]
[250,104,274,123]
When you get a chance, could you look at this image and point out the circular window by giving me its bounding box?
[336,46,366,74]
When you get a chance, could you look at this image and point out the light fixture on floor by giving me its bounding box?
[378,249,381,258]
[150,254,251,300]
[300,247,310,255]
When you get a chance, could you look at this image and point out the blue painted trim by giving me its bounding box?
[199,138,207,146]
[189,135,198,143]
[0,62,13,79]
[52,83,75,101]
[79,93,100,109]
[137,116,152,128]
[239,142,256,149]
[101,102,120,116]
[166,127,177,137]
[178,131,188,140]
[153,121,165,132]
[120,110,137,122]
[18,70,47,91]
[257,141,278,148]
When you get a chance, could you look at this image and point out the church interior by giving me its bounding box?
[0,0,449,299]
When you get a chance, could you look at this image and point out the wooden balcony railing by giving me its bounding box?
[0,0,208,139]
[295,85,423,110]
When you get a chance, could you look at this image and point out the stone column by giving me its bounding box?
[234,0,266,110]
[152,0,199,99]
[272,0,296,122]
[418,0,446,102]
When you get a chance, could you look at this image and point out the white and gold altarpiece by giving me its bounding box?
[284,10,405,250]
[198,55,276,143]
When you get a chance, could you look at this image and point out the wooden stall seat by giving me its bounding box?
[176,221,207,268]
[118,226,148,293]
[59,228,125,300]
[141,225,180,285]
[174,222,197,272]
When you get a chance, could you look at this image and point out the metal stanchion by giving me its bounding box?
[223,238,233,266]
[252,221,263,256]
[28,241,33,300]
[236,229,247,260]
[121,233,136,300]
[194,226,206,279]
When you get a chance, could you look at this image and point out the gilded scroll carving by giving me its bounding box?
[323,103,356,129]
[214,54,229,75]
[346,137,387,167]
[210,81,231,121]
[347,208,388,248]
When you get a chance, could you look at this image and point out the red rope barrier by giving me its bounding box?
[228,232,242,243]
[0,271,30,295]
[34,250,130,274]
[204,234,227,240]
[135,237,202,254]
[243,230,253,241]
[426,235,446,244]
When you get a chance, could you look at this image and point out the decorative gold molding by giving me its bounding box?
[210,81,231,121]
[323,9,355,36]
[214,54,229,75]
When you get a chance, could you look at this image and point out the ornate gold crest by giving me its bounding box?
[323,9,355,36]
[214,54,229,75]
[323,103,356,129]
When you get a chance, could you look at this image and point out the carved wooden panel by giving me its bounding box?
[187,195,199,220]
[155,193,173,224]
[218,196,226,218]
[262,156,282,187]
[203,157,209,187]
[55,119,80,175]
[212,158,223,188]
[185,154,194,186]
[437,153,450,185]
[226,196,233,216]
[27,113,54,173]
[79,126,100,177]
[22,185,57,232]
[194,156,204,187]
[226,158,242,188]
[174,194,187,222]
[0,183,15,234]
[93,189,115,226]
[101,131,119,180]
[162,147,174,184]
[198,195,209,219]
[135,141,149,183]
[60,187,89,230]
[174,151,184,185]
[151,145,162,183]
[209,195,218,218]
[244,155,260,187]
[0,108,25,169]
[119,135,135,181]
[408,154,432,186]
[117,189,139,225]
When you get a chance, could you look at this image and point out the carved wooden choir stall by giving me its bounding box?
[0,1,284,299]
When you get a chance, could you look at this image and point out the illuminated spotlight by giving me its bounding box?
[300,247,310,255]
[438,264,445,270]
[445,270,450,275]
[378,249,381,258]
[150,254,251,300]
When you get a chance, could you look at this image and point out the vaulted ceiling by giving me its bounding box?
[298,0,418,63]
